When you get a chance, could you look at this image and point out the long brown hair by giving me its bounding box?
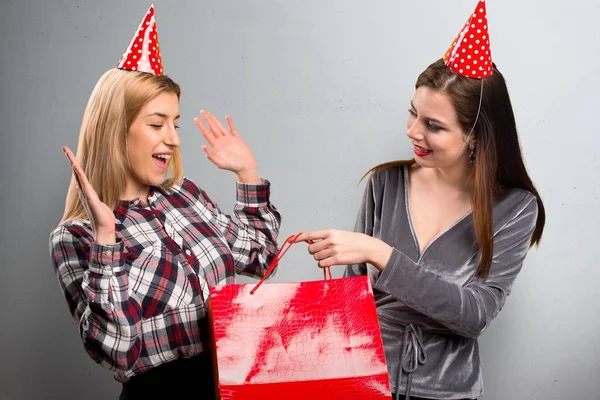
[61,68,183,224]
[366,59,545,279]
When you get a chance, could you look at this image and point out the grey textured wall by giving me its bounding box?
[1,1,598,399]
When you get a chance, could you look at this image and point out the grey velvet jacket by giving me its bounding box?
[345,165,538,399]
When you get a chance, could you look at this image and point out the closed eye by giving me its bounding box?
[427,121,443,132]
[150,124,163,129]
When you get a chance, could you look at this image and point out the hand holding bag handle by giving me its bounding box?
[250,233,332,295]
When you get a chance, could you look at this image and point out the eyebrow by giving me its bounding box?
[410,101,446,125]
[147,112,180,119]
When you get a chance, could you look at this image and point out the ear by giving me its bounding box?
[463,131,476,146]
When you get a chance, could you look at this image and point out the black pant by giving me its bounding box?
[119,352,215,400]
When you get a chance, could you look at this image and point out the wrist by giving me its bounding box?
[236,168,261,184]
[95,230,116,246]
[368,237,393,271]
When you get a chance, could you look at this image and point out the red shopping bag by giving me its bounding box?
[208,233,392,399]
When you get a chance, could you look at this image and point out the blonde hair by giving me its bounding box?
[61,68,183,224]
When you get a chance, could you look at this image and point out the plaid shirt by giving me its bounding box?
[49,177,281,383]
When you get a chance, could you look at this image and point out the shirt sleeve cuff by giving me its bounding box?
[89,241,125,275]
[236,179,271,208]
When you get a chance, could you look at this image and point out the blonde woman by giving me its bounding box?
[49,68,280,399]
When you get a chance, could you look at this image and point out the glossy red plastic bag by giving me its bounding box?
[208,234,392,399]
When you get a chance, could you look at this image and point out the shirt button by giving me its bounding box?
[185,249,192,256]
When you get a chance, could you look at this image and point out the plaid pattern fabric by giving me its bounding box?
[49,177,281,383]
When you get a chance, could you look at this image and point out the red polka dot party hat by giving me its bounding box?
[116,4,164,76]
[443,0,492,79]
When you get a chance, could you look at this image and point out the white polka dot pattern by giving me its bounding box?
[116,4,164,76]
[443,0,492,79]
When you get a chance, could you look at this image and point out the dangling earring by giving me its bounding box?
[469,143,476,167]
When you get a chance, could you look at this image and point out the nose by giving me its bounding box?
[164,124,180,148]
[406,116,425,142]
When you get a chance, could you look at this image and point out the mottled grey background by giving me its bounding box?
[1,0,598,398]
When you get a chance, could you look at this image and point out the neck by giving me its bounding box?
[122,179,151,203]
[424,161,474,193]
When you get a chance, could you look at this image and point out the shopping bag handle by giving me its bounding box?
[250,233,332,295]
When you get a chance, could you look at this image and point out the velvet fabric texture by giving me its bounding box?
[345,166,538,400]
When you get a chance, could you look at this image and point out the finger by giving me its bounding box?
[318,255,343,268]
[292,232,307,242]
[67,157,101,206]
[199,110,221,139]
[295,230,331,243]
[203,110,225,137]
[195,117,217,147]
[64,148,84,189]
[63,147,83,177]
[194,115,218,143]
[70,165,83,190]
[63,147,85,185]
[70,161,96,201]
[213,115,230,137]
[313,248,334,261]
[63,146,78,167]
[308,240,332,255]
[318,258,333,268]
[225,115,240,137]
[63,146,79,173]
